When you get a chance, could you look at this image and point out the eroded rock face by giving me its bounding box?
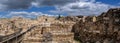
[72,8,120,43]
[58,16,83,22]
[0,19,17,36]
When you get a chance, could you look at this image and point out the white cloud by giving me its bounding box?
[3,11,57,18]
[50,0,119,16]
[9,11,41,16]
[31,2,39,7]
[0,0,119,17]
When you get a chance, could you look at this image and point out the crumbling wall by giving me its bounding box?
[72,8,120,43]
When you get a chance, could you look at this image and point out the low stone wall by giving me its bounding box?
[52,32,74,41]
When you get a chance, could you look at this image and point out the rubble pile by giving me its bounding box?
[0,15,78,43]
[23,16,78,43]
[59,16,82,22]
[0,17,38,37]
[1,8,120,43]
[0,19,18,36]
[72,8,120,43]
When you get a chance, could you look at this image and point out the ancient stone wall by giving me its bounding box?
[22,16,77,43]
[72,8,120,43]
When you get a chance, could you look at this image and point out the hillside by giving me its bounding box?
[72,8,120,43]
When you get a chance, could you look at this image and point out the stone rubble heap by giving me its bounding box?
[1,8,120,43]
[0,19,17,36]
[72,8,120,43]
[0,15,78,43]
[0,17,38,39]
[23,16,78,43]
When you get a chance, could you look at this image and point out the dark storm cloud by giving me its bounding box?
[0,0,77,10]
[36,0,76,6]
[0,0,34,10]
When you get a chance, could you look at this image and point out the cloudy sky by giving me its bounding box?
[0,0,119,18]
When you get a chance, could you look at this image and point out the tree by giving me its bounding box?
[57,14,61,19]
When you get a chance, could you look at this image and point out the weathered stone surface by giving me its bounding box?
[2,8,120,43]
[72,8,120,43]
[58,16,82,22]
[23,16,76,43]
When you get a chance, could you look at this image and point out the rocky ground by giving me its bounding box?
[0,8,120,43]
[72,8,120,43]
[23,17,77,43]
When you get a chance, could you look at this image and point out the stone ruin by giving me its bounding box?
[0,19,19,36]
[23,16,78,43]
[0,15,79,43]
[72,8,120,43]
[0,17,40,41]
[1,8,120,43]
